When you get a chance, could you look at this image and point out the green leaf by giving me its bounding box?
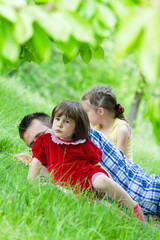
[109,0,130,19]
[138,11,160,83]
[5,58,20,69]
[80,0,96,19]
[27,6,71,42]
[65,13,95,45]
[92,18,111,38]
[62,54,71,64]
[0,4,17,22]
[0,18,20,62]
[147,96,160,144]
[91,46,104,59]
[80,45,92,63]
[14,9,33,43]
[35,0,48,3]
[20,47,35,62]
[96,3,116,29]
[62,46,79,63]
[0,0,26,7]
[115,8,152,58]
[57,38,79,57]
[0,58,7,75]
[24,40,41,64]
[57,0,81,12]
[32,50,42,64]
[47,12,71,41]
[32,23,51,61]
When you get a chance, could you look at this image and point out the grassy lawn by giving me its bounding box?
[0,75,160,240]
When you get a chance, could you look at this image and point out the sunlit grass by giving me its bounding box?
[0,76,160,239]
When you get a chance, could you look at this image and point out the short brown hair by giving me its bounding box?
[51,100,90,140]
[19,112,51,140]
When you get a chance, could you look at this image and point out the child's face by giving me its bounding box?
[52,114,76,141]
[82,100,100,126]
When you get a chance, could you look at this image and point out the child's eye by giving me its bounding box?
[65,120,70,124]
[55,117,60,121]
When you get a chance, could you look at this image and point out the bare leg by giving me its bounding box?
[92,175,145,222]
[93,175,135,208]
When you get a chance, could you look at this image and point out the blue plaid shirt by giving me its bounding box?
[89,128,160,215]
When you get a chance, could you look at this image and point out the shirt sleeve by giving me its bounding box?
[89,127,127,176]
[118,123,133,139]
[32,136,47,166]
[85,138,102,164]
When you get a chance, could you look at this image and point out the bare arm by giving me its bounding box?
[27,157,42,183]
[116,125,130,156]
[39,166,49,178]
[94,162,101,166]
[15,153,49,177]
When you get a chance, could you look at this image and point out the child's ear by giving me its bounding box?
[97,107,104,116]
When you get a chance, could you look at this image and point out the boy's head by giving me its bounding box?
[19,112,51,148]
[51,100,90,140]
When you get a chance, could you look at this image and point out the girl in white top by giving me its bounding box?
[82,85,133,161]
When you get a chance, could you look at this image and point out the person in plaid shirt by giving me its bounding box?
[18,112,160,216]
[89,128,160,216]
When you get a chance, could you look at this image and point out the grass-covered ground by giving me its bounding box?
[0,62,160,239]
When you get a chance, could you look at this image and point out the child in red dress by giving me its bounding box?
[28,100,145,222]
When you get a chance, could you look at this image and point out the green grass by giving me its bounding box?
[0,69,160,239]
[133,116,160,175]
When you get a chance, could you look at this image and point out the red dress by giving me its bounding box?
[32,132,109,192]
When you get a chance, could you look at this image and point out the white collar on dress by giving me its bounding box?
[49,130,86,145]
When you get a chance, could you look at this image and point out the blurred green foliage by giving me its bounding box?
[0,0,160,143]
[7,45,140,116]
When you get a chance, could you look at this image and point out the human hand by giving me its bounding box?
[13,153,33,165]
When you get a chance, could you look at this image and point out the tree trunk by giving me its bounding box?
[128,74,145,127]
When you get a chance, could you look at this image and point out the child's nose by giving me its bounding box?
[57,121,63,127]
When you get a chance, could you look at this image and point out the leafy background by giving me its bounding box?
[0,0,160,143]
[0,0,160,238]
[1,50,160,239]
[1,45,160,239]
